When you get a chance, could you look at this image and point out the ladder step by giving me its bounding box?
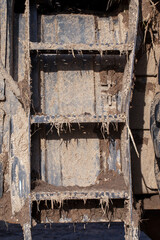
[31,190,129,201]
[30,42,133,53]
[31,114,126,124]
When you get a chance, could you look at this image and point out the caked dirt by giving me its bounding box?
[32,169,127,193]
[100,70,123,95]
[18,78,31,113]
[38,199,128,223]
[0,192,30,226]
[0,152,9,193]
[131,0,160,239]
[1,1,158,239]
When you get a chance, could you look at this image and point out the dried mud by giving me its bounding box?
[100,70,123,95]
[32,169,127,193]
[18,79,31,112]
[0,152,9,192]
[0,0,140,235]
[134,80,155,94]
[39,201,128,223]
[0,193,30,226]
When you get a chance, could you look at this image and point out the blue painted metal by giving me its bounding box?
[11,157,29,199]
[31,114,126,124]
[30,14,128,46]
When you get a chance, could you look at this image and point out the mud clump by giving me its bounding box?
[0,152,9,192]
[18,79,31,112]
[0,192,30,226]
[32,169,127,192]
[100,70,123,95]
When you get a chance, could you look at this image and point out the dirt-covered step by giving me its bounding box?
[31,114,126,124]
[30,42,133,54]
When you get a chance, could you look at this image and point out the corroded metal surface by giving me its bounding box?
[0,0,139,239]
[30,43,133,51]
[31,190,129,201]
[30,14,128,46]
[31,114,126,124]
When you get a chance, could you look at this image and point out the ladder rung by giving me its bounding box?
[31,114,126,124]
[31,190,129,201]
[30,42,133,53]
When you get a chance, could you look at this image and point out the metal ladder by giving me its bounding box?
[0,0,139,239]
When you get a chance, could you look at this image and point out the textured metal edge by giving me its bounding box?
[30,42,134,52]
[31,190,129,201]
[31,114,126,124]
